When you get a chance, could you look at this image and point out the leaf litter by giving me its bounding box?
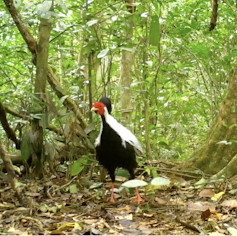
[0,162,237,235]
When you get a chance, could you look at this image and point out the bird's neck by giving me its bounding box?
[101,107,110,126]
[101,115,106,125]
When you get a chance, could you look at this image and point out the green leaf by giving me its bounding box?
[157,137,169,145]
[13,0,21,9]
[190,19,197,29]
[69,184,78,193]
[87,19,98,27]
[122,180,148,188]
[151,177,170,186]
[71,158,87,176]
[97,48,109,58]
[115,169,129,178]
[15,182,26,187]
[152,168,157,178]
[39,204,48,213]
[149,15,160,46]
[182,116,189,125]
[194,178,207,188]
[60,95,68,104]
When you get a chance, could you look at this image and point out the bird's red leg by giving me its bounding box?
[110,182,115,203]
[135,187,144,204]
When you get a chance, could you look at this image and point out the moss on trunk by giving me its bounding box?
[188,61,237,176]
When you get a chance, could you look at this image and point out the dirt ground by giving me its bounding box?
[0,163,237,235]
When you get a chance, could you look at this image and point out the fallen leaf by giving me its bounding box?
[151,177,170,186]
[25,191,41,197]
[212,212,223,219]
[186,202,209,211]
[228,227,237,235]
[115,176,128,182]
[229,189,237,195]
[115,213,133,220]
[119,219,135,227]
[139,220,158,226]
[211,191,225,201]
[143,213,153,217]
[61,205,72,213]
[221,199,237,208]
[194,178,207,188]
[116,205,131,211]
[74,222,83,231]
[209,232,225,235]
[114,224,124,230]
[169,176,187,184]
[199,189,215,198]
[84,219,98,224]
[91,228,101,235]
[155,197,167,205]
[201,208,211,220]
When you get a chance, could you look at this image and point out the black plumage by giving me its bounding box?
[96,116,137,184]
[91,98,143,203]
[99,97,112,114]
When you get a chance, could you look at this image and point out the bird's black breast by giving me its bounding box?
[95,120,137,172]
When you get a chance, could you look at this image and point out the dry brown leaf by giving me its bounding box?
[221,199,237,208]
[169,176,187,184]
[115,176,127,182]
[114,224,124,230]
[139,220,158,226]
[186,202,209,211]
[25,191,41,197]
[155,197,167,205]
[116,205,131,211]
[212,212,223,219]
[115,213,133,220]
[169,198,186,206]
[60,205,72,213]
[209,232,225,235]
[143,213,153,217]
[199,189,215,198]
[84,219,98,224]
[201,208,211,219]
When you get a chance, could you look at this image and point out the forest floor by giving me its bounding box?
[0,161,237,235]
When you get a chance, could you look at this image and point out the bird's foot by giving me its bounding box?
[110,182,115,203]
[134,187,144,204]
[110,196,115,203]
[131,195,144,204]
[136,195,144,204]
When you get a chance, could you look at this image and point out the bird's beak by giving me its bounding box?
[91,107,99,112]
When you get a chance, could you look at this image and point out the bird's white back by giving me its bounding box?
[95,107,143,156]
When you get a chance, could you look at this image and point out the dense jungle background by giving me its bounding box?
[1,0,237,235]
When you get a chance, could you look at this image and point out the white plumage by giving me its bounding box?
[95,107,143,156]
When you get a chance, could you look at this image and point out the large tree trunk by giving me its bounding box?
[120,0,134,124]
[31,17,52,177]
[187,60,237,177]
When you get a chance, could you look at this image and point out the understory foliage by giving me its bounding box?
[0,0,236,167]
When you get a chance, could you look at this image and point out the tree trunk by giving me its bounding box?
[188,60,237,177]
[31,17,52,177]
[120,1,134,123]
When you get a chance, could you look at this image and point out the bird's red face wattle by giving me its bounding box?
[92,102,106,115]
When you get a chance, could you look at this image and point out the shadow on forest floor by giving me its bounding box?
[0,163,237,235]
